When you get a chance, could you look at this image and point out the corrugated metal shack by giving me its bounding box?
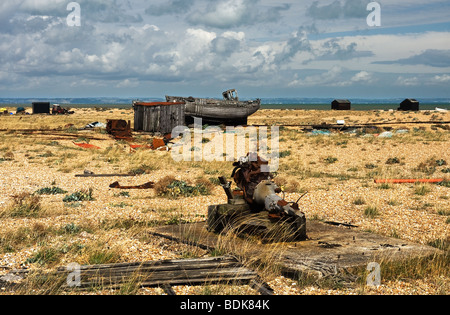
[398,99,420,111]
[32,102,51,114]
[133,101,185,134]
[332,100,351,110]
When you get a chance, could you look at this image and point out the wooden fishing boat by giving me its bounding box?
[166,89,260,125]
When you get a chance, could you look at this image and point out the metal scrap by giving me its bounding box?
[109,181,155,190]
[106,119,132,140]
[73,142,101,150]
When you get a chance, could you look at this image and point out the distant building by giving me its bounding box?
[332,99,351,110]
[398,99,420,111]
[32,102,51,114]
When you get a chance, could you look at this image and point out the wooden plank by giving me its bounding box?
[53,256,260,291]
[75,174,135,178]
[249,278,275,296]
[63,260,241,277]
[57,256,236,272]
[74,266,255,284]
[151,221,442,281]
[161,284,177,295]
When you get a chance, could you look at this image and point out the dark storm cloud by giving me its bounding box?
[374,49,450,68]
[307,0,371,20]
[145,0,196,16]
[304,38,374,64]
[16,0,143,24]
[187,0,290,29]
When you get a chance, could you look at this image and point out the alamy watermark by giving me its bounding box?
[367,2,381,27]
[366,262,381,287]
[66,263,81,287]
[171,118,280,172]
[67,2,81,27]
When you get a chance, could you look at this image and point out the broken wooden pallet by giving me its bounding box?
[2,256,274,295]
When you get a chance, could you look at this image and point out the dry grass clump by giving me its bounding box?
[273,177,307,194]
[0,193,42,218]
[363,205,379,219]
[0,223,52,255]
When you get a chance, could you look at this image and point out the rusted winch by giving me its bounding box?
[207,153,307,242]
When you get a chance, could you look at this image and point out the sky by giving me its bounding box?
[0,0,449,99]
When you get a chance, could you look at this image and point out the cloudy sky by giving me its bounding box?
[0,0,449,99]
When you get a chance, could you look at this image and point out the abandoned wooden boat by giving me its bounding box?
[166,89,261,125]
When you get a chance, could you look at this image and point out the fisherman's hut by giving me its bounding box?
[32,102,51,114]
[398,99,420,111]
[332,99,351,110]
[133,101,185,134]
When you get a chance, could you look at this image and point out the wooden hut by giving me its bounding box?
[32,102,50,114]
[133,101,185,134]
[332,100,351,110]
[398,99,419,111]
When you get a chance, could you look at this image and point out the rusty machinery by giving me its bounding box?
[207,153,307,242]
[106,119,132,140]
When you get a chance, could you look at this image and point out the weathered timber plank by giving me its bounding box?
[249,279,275,296]
[57,256,236,272]
[62,261,242,278]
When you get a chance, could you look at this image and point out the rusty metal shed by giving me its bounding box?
[398,99,420,111]
[332,100,351,110]
[32,102,50,114]
[133,101,185,134]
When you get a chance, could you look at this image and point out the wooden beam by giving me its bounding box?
[50,256,263,291]
[75,174,136,178]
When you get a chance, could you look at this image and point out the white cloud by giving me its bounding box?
[351,71,373,83]
[433,74,450,82]
[116,79,139,88]
[289,68,376,87]
[396,76,420,86]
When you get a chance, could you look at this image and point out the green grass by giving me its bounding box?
[279,150,292,158]
[25,247,61,267]
[414,185,431,196]
[377,183,391,190]
[63,188,95,202]
[88,249,120,265]
[364,206,379,219]
[155,177,212,199]
[353,197,366,205]
[386,157,401,165]
[35,186,68,195]
[324,156,338,164]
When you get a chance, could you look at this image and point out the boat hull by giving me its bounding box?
[166,95,261,125]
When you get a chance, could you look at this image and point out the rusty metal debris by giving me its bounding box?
[106,119,132,140]
[207,153,307,242]
[73,142,101,150]
[109,181,155,190]
[52,104,74,115]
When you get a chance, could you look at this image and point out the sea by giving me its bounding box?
[1,97,449,111]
